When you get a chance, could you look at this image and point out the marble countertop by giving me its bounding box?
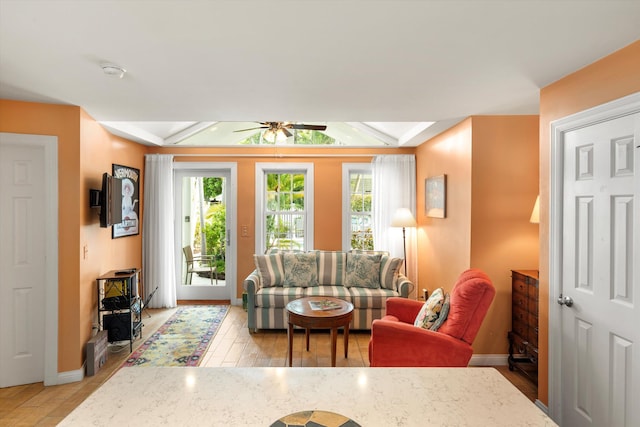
[60,367,557,426]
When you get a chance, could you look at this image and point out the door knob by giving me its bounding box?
[557,294,573,307]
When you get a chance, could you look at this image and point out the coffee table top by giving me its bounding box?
[286,296,353,318]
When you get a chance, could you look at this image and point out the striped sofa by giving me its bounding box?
[243,250,414,331]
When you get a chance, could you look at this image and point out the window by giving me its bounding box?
[342,163,373,250]
[256,163,314,253]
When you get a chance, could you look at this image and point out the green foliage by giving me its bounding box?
[350,194,372,212]
[202,177,223,201]
[351,229,374,250]
[203,203,226,273]
[266,173,305,211]
[293,130,335,145]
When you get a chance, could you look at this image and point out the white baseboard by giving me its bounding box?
[469,354,509,366]
[51,365,85,385]
[535,399,549,414]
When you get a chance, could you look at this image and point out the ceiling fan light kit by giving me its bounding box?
[235,122,328,144]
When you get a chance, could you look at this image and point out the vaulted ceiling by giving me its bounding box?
[1,1,638,147]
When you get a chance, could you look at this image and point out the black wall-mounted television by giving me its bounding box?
[90,173,123,228]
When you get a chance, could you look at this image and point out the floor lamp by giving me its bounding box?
[391,208,417,277]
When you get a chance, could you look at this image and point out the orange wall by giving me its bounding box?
[470,116,539,354]
[415,119,473,290]
[415,115,539,356]
[0,99,145,373]
[537,40,640,405]
[79,110,146,362]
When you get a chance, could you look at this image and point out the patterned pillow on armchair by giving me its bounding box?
[414,287,445,329]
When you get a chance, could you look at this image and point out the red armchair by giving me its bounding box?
[368,268,495,367]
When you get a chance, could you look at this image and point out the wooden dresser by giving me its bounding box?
[507,269,539,384]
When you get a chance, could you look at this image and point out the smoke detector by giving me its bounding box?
[101,63,126,79]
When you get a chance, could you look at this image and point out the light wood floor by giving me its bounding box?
[0,305,537,426]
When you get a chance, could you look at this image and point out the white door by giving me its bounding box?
[173,165,236,301]
[0,136,49,387]
[551,97,640,426]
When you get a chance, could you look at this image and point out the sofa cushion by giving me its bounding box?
[380,255,403,290]
[345,253,382,288]
[282,252,319,288]
[348,287,398,309]
[305,285,353,302]
[254,253,284,288]
[255,286,306,308]
[414,287,445,329]
[315,251,347,286]
[429,292,450,331]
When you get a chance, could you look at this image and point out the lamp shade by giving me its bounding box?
[530,195,540,224]
[391,208,417,228]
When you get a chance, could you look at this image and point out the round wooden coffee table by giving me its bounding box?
[286,296,354,367]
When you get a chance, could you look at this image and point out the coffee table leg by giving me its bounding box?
[344,324,350,358]
[288,321,293,367]
[330,327,337,367]
[305,328,310,351]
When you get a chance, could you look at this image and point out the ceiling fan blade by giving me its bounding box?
[233,126,267,133]
[281,128,292,138]
[288,124,327,131]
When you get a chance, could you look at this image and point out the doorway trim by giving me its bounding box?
[0,132,58,386]
[548,91,640,421]
[172,162,238,303]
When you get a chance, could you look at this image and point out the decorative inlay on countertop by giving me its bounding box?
[271,410,361,427]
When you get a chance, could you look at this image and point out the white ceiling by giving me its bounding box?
[1,1,638,146]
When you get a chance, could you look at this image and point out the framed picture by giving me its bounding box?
[425,174,446,218]
[112,164,140,238]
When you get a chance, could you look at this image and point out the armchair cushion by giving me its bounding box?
[369,318,473,367]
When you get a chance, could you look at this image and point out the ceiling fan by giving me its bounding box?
[234,122,327,142]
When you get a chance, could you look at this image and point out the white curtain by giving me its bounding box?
[372,155,417,288]
[142,154,177,308]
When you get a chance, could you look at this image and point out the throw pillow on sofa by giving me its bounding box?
[282,252,319,288]
[253,253,285,288]
[380,255,404,290]
[315,250,347,286]
[414,287,445,329]
[345,253,382,288]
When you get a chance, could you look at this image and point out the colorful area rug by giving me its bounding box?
[122,305,229,367]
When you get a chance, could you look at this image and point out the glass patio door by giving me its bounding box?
[174,167,233,301]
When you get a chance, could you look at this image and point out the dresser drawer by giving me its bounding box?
[510,331,528,355]
[512,319,528,340]
[513,305,529,324]
[512,275,528,294]
[528,326,538,348]
[527,280,538,298]
[528,296,538,314]
[513,293,528,310]
[528,312,538,327]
